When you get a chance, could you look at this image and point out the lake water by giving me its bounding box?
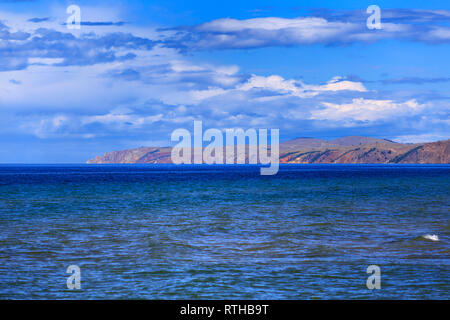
[0,164,448,299]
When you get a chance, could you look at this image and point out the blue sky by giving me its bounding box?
[0,0,449,162]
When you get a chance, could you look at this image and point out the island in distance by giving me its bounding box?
[87,136,450,164]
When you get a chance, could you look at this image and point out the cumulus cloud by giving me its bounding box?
[310,98,424,122]
[0,21,30,40]
[0,20,154,71]
[219,74,367,99]
[164,17,361,49]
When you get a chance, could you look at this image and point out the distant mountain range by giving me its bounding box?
[87,136,450,164]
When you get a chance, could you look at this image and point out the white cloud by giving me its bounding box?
[82,112,163,127]
[166,13,450,50]
[393,133,449,143]
[190,87,227,101]
[427,26,450,41]
[304,76,367,93]
[28,57,65,65]
[197,17,354,34]
[0,8,447,147]
[237,74,366,98]
[310,98,423,122]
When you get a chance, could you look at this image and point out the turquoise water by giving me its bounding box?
[0,164,448,299]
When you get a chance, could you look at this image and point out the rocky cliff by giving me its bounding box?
[87,147,172,164]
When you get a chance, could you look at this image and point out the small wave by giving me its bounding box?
[422,234,439,242]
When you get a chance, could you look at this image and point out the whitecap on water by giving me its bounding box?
[422,234,439,241]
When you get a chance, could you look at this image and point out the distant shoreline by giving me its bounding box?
[87,137,450,165]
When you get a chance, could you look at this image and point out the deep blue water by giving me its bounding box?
[0,164,449,299]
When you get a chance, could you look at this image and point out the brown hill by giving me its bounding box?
[330,136,397,147]
[87,138,450,164]
[279,138,335,151]
[393,140,450,164]
[87,147,172,164]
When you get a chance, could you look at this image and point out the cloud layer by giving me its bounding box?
[163,9,450,50]
[0,6,449,162]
